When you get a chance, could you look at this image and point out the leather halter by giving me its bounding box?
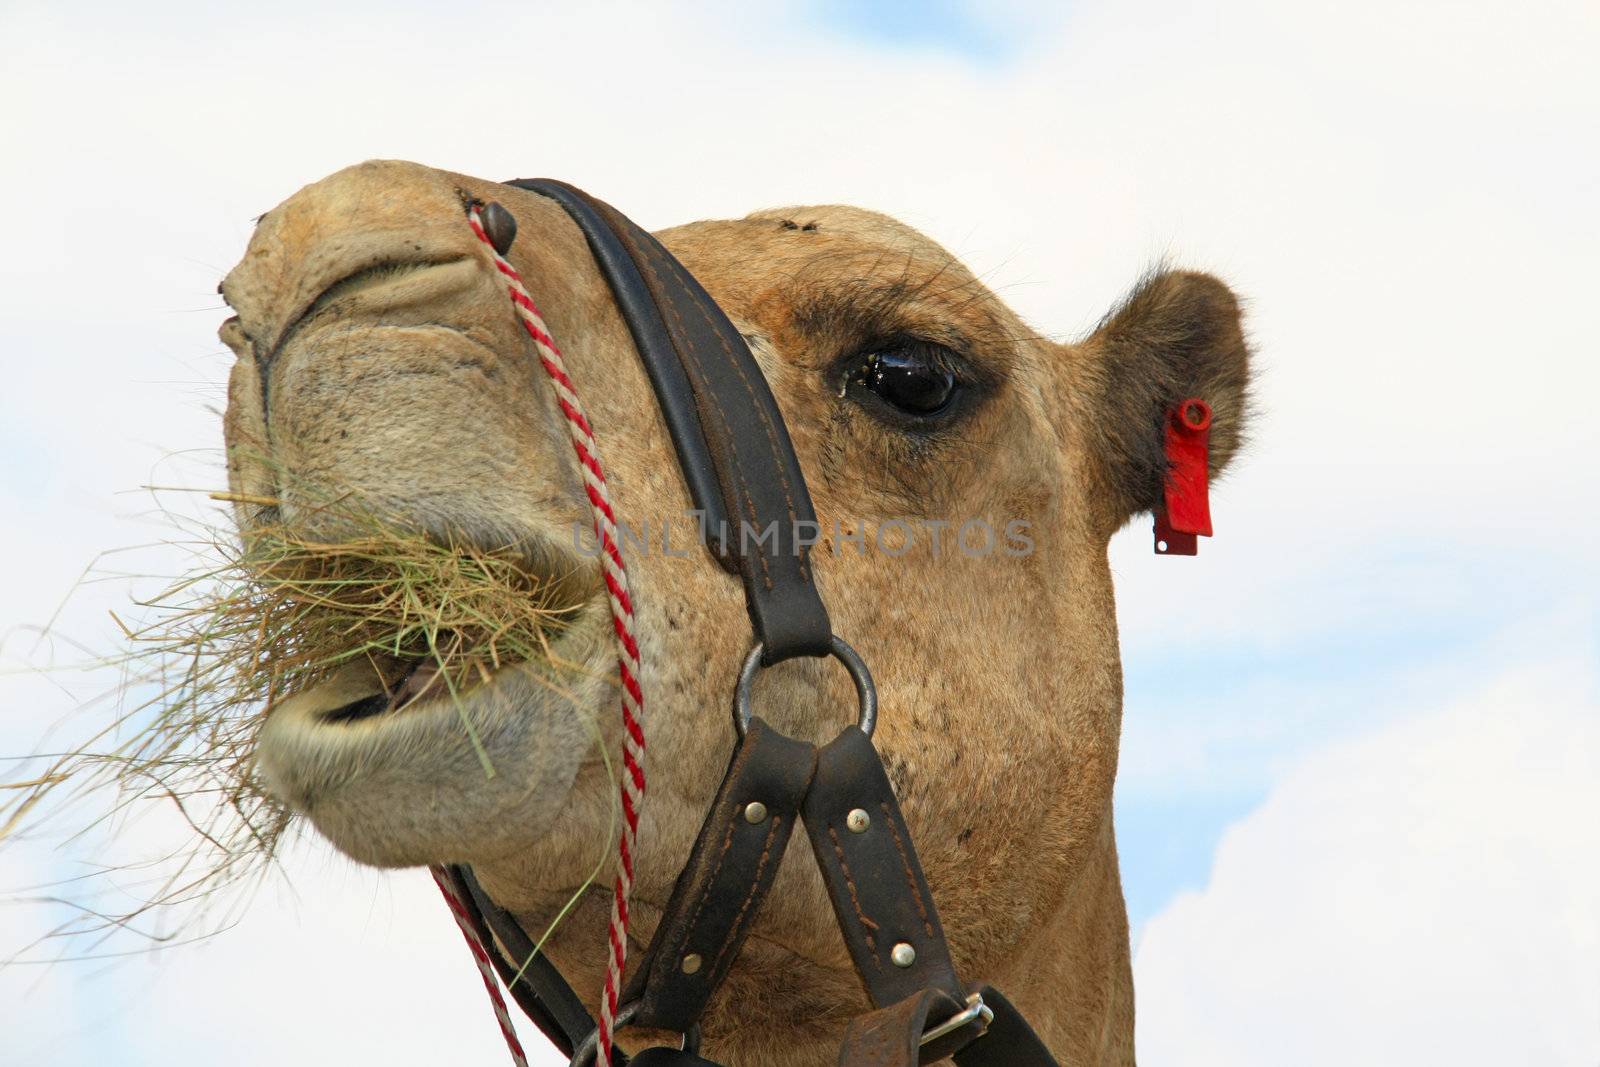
[510,179,831,664]
[444,181,1058,1066]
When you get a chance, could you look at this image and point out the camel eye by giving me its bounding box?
[851,342,960,417]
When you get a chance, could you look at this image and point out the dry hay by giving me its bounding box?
[1,478,607,957]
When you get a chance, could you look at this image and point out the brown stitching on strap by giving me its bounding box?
[649,240,815,586]
[674,731,764,957]
[612,219,774,592]
[675,809,738,964]
[827,824,881,968]
[627,231,773,590]
[708,814,783,976]
[880,802,935,938]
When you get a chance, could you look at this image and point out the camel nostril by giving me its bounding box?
[480,201,518,256]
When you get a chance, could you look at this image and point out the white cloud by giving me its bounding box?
[0,854,93,1064]
[104,838,571,1066]
[1,811,570,1066]
[1133,649,1600,1065]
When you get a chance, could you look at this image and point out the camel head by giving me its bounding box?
[218,159,1250,1064]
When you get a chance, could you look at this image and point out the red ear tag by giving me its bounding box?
[1154,397,1213,556]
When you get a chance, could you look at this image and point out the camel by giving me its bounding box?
[218,160,1251,1065]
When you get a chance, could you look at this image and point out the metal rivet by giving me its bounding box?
[743,801,768,824]
[891,942,916,968]
[846,808,871,833]
[680,953,703,975]
[480,200,518,256]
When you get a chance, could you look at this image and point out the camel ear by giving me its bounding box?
[1072,270,1252,530]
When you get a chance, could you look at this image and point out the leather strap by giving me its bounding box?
[626,1050,722,1067]
[802,728,963,1008]
[443,865,597,1059]
[841,985,1052,1067]
[836,986,972,1067]
[624,717,818,1031]
[504,178,832,664]
[951,987,1060,1067]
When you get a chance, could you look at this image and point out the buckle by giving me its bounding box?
[919,991,992,1048]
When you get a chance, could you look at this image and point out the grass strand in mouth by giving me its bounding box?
[1,480,607,948]
[229,518,576,775]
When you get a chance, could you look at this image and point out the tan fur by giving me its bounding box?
[219,160,1251,1065]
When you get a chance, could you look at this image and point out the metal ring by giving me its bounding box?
[733,634,877,739]
[566,1004,701,1066]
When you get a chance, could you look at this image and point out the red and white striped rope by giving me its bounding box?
[430,866,532,1067]
[450,202,647,1065]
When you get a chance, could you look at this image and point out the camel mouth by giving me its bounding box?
[249,518,612,828]
[242,511,605,734]
[271,646,533,733]
[306,539,600,726]
[317,655,462,724]
[295,605,591,729]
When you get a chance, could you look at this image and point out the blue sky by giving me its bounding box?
[809,0,1023,64]
[1,1,1596,1063]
